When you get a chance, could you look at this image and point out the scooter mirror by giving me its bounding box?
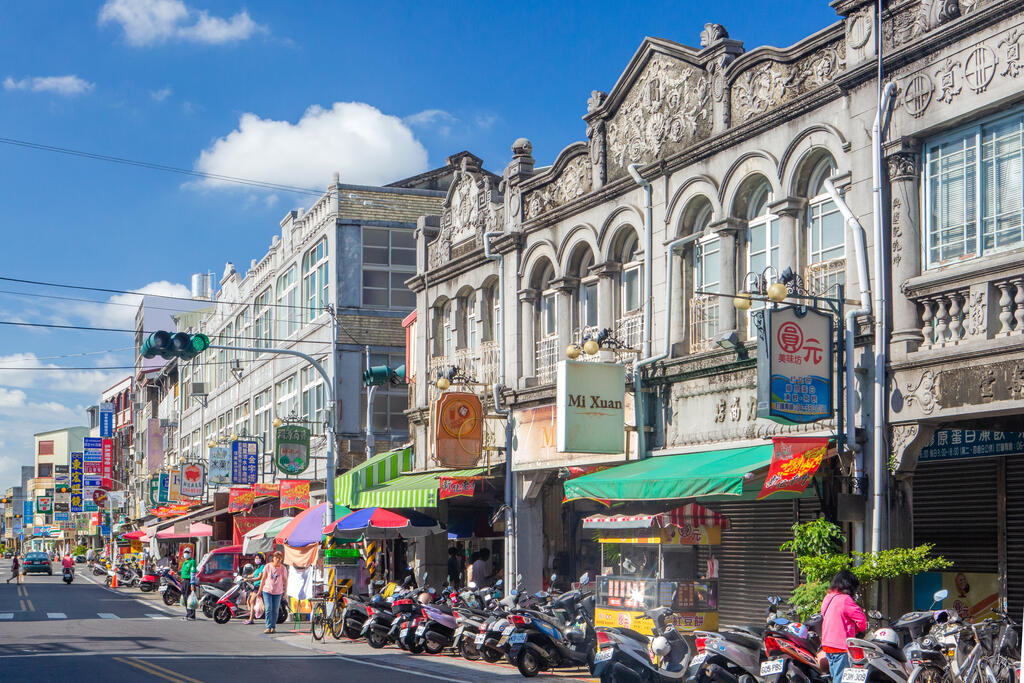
[495,579,503,587]
[933,589,949,603]
[468,581,477,590]
[867,610,883,620]
[579,572,590,586]
[550,573,557,584]
[516,573,522,583]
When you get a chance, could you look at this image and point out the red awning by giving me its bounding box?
[582,503,730,531]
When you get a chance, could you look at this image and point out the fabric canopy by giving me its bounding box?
[122,529,147,540]
[356,467,486,508]
[564,444,774,502]
[326,507,443,539]
[155,522,212,539]
[582,503,731,530]
[241,517,291,554]
[335,447,413,509]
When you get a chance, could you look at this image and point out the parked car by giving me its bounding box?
[196,545,256,586]
[23,551,53,575]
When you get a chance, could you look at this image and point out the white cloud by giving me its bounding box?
[150,86,173,101]
[0,388,27,408]
[193,102,429,191]
[3,75,95,96]
[404,109,457,128]
[62,280,192,330]
[99,0,266,46]
[475,113,498,130]
[0,353,126,397]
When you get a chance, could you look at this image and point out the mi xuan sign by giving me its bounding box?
[556,360,626,454]
[755,305,834,425]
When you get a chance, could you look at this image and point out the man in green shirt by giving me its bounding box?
[180,549,197,620]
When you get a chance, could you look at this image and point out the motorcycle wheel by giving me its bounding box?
[130,578,140,588]
[587,649,596,676]
[481,647,504,663]
[517,649,541,678]
[342,623,361,640]
[423,637,444,655]
[310,604,326,641]
[162,591,179,606]
[366,630,387,649]
[139,584,153,592]
[459,638,481,661]
[408,640,424,655]
[213,605,232,624]
[202,603,214,619]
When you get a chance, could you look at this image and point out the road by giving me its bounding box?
[0,566,594,682]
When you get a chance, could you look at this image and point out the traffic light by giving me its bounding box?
[0,497,9,504]
[141,331,210,361]
[362,364,406,387]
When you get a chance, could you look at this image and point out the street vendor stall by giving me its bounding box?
[585,503,727,635]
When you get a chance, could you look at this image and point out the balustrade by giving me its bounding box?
[913,275,1024,350]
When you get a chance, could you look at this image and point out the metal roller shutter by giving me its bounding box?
[714,500,814,626]
[913,460,999,572]
[1004,458,1024,618]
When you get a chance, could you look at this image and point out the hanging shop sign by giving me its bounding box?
[227,486,254,513]
[274,427,310,476]
[70,451,83,512]
[101,437,114,487]
[758,436,829,500]
[439,476,477,500]
[252,482,280,497]
[232,516,273,545]
[54,502,69,513]
[167,467,182,501]
[36,496,52,513]
[180,463,205,498]
[99,401,114,437]
[23,500,33,524]
[92,489,108,507]
[431,392,483,467]
[556,360,626,454]
[157,472,170,503]
[209,446,232,485]
[148,474,160,506]
[755,305,834,425]
[280,479,310,510]
[147,418,164,475]
[232,440,259,484]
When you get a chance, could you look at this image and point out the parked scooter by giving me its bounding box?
[417,585,460,654]
[593,605,695,683]
[759,596,829,683]
[340,580,386,639]
[157,568,185,606]
[139,564,161,592]
[452,582,502,660]
[198,577,234,619]
[506,573,597,678]
[688,622,765,683]
[213,574,290,625]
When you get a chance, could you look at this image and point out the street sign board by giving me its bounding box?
[275,426,311,475]
[180,463,205,498]
[232,440,258,484]
[158,473,169,503]
[71,452,83,512]
[209,446,231,485]
[93,490,107,507]
[755,305,834,425]
[99,402,114,437]
[83,437,102,462]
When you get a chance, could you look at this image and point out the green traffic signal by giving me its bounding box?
[141,331,211,361]
[362,364,406,387]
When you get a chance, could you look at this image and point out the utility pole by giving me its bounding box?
[364,345,375,464]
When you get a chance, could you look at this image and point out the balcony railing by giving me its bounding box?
[689,294,718,353]
[535,336,559,385]
[616,313,643,350]
[478,341,501,384]
[912,274,1024,350]
[805,258,846,297]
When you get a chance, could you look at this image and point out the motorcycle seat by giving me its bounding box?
[877,642,906,663]
[721,630,764,649]
[612,627,649,643]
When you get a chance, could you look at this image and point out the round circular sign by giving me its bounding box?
[92,489,108,507]
[777,321,804,354]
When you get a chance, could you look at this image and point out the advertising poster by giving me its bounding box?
[209,446,232,485]
[70,451,83,512]
[227,487,254,513]
[280,480,310,510]
[758,436,829,499]
[147,418,164,475]
[180,463,205,498]
[231,441,258,485]
[915,572,1000,621]
[252,482,279,497]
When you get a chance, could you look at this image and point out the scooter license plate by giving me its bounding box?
[509,632,527,644]
[416,625,426,636]
[841,669,869,683]
[594,648,613,662]
[503,625,515,635]
[690,653,707,667]
[761,659,785,676]
[400,628,408,638]
[474,633,486,645]
[158,586,167,593]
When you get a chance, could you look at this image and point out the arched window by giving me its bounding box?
[484,281,501,343]
[744,178,779,329]
[465,290,478,349]
[442,300,454,357]
[532,260,558,383]
[567,246,597,339]
[805,156,843,295]
[687,200,718,352]
[276,264,298,338]
[618,230,641,316]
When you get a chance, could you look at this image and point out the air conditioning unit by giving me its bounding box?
[229,359,242,372]
[133,402,144,413]
[192,382,208,396]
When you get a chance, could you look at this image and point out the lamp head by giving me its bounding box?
[583,339,600,355]
[733,291,752,310]
[272,417,283,429]
[565,344,582,360]
[767,282,788,303]
[435,377,451,391]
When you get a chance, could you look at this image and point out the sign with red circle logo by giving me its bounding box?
[755,305,833,425]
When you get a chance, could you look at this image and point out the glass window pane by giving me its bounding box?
[391,230,415,249]
[363,270,388,288]
[363,246,389,265]
[363,288,388,306]
[392,289,415,308]
[390,272,410,289]
[821,204,844,252]
[392,248,416,266]
[364,228,388,247]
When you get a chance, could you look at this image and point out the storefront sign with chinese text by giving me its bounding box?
[23,500,33,524]
[556,361,626,454]
[233,516,272,545]
[439,477,476,500]
[919,430,1024,462]
[758,436,829,499]
[280,479,310,510]
[167,467,182,501]
[157,472,170,503]
[209,446,231,485]
[36,496,52,513]
[101,437,114,486]
[70,451,83,512]
[232,440,259,484]
[228,487,254,513]
[180,463,205,498]
[99,401,114,438]
[252,482,279,497]
[275,427,310,476]
[755,306,833,424]
[431,392,483,467]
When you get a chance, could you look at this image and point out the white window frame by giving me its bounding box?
[692,234,721,349]
[747,188,780,318]
[275,374,298,423]
[579,278,598,330]
[301,365,326,435]
[253,289,272,355]
[276,264,299,339]
[362,227,416,309]
[254,388,272,453]
[540,291,557,338]
[442,301,454,357]
[466,291,478,349]
[302,238,329,322]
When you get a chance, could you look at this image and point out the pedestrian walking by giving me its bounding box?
[820,569,868,682]
[6,553,21,584]
[180,548,197,620]
[259,550,287,634]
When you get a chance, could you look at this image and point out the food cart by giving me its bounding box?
[585,503,727,636]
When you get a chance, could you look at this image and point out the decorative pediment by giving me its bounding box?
[428,156,504,269]
[522,143,592,221]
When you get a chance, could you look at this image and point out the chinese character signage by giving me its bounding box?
[148,475,160,506]
[439,477,476,500]
[756,306,833,425]
[919,430,1024,462]
[55,512,69,522]
[84,437,102,462]
[167,467,182,501]
[758,436,829,499]
[23,500,33,524]
[209,446,232,485]
[99,401,114,437]
[556,361,626,454]
[280,480,310,510]
[232,440,259,484]
[36,496,52,513]
[158,472,170,503]
[252,482,279,497]
[275,427,310,476]
[101,438,113,484]
[71,451,84,512]
[227,486,254,513]
[92,489,108,507]
[180,464,205,498]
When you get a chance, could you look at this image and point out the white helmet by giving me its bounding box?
[872,628,899,647]
[651,635,671,658]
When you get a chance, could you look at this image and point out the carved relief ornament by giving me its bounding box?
[522,153,593,221]
[428,158,504,268]
[904,369,941,415]
[730,41,845,122]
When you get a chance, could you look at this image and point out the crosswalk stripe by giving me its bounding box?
[47,613,67,619]
[97,613,119,619]
[0,613,13,619]
[146,614,171,619]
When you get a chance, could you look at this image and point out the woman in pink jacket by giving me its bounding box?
[820,570,867,681]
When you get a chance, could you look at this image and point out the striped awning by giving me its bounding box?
[335,447,414,509]
[582,503,731,531]
[356,468,486,509]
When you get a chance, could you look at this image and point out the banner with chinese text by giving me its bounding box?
[231,441,259,484]
[233,516,273,545]
[439,477,476,500]
[252,482,279,497]
[228,487,254,513]
[280,480,310,510]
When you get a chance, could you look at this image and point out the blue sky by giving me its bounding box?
[0,0,838,485]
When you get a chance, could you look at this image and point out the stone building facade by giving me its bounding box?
[406,0,1024,620]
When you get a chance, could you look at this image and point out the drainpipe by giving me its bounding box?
[484,231,514,578]
[823,177,872,555]
[628,164,655,459]
[872,82,898,555]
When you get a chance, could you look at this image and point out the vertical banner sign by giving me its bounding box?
[99,402,114,438]
[158,472,170,503]
[279,480,310,510]
[101,438,114,488]
[431,392,484,467]
[233,517,272,545]
[274,427,311,475]
[23,500,33,524]
[758,436,830,499]
[70,451,84,512]
[148,475,160,506]
[180,463,205,498]
[232,440,259,484]
[556,361,627,454]
[167,467,182,501]
[227,487,254,513]
[209,446,232,485]
[755,306,834,425]
[147,418,164,474]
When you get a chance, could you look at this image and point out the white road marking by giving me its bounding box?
[47,612,67,619]
[331,653,472,682]
[97,612,120,619]
[146,613,172,619]
[0,613,12,619]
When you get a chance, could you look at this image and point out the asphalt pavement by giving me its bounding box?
[0,566,594,682]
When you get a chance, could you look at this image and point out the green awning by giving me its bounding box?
[357,468,487,509]
[334,447,413,508]
[563,444,775,502]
